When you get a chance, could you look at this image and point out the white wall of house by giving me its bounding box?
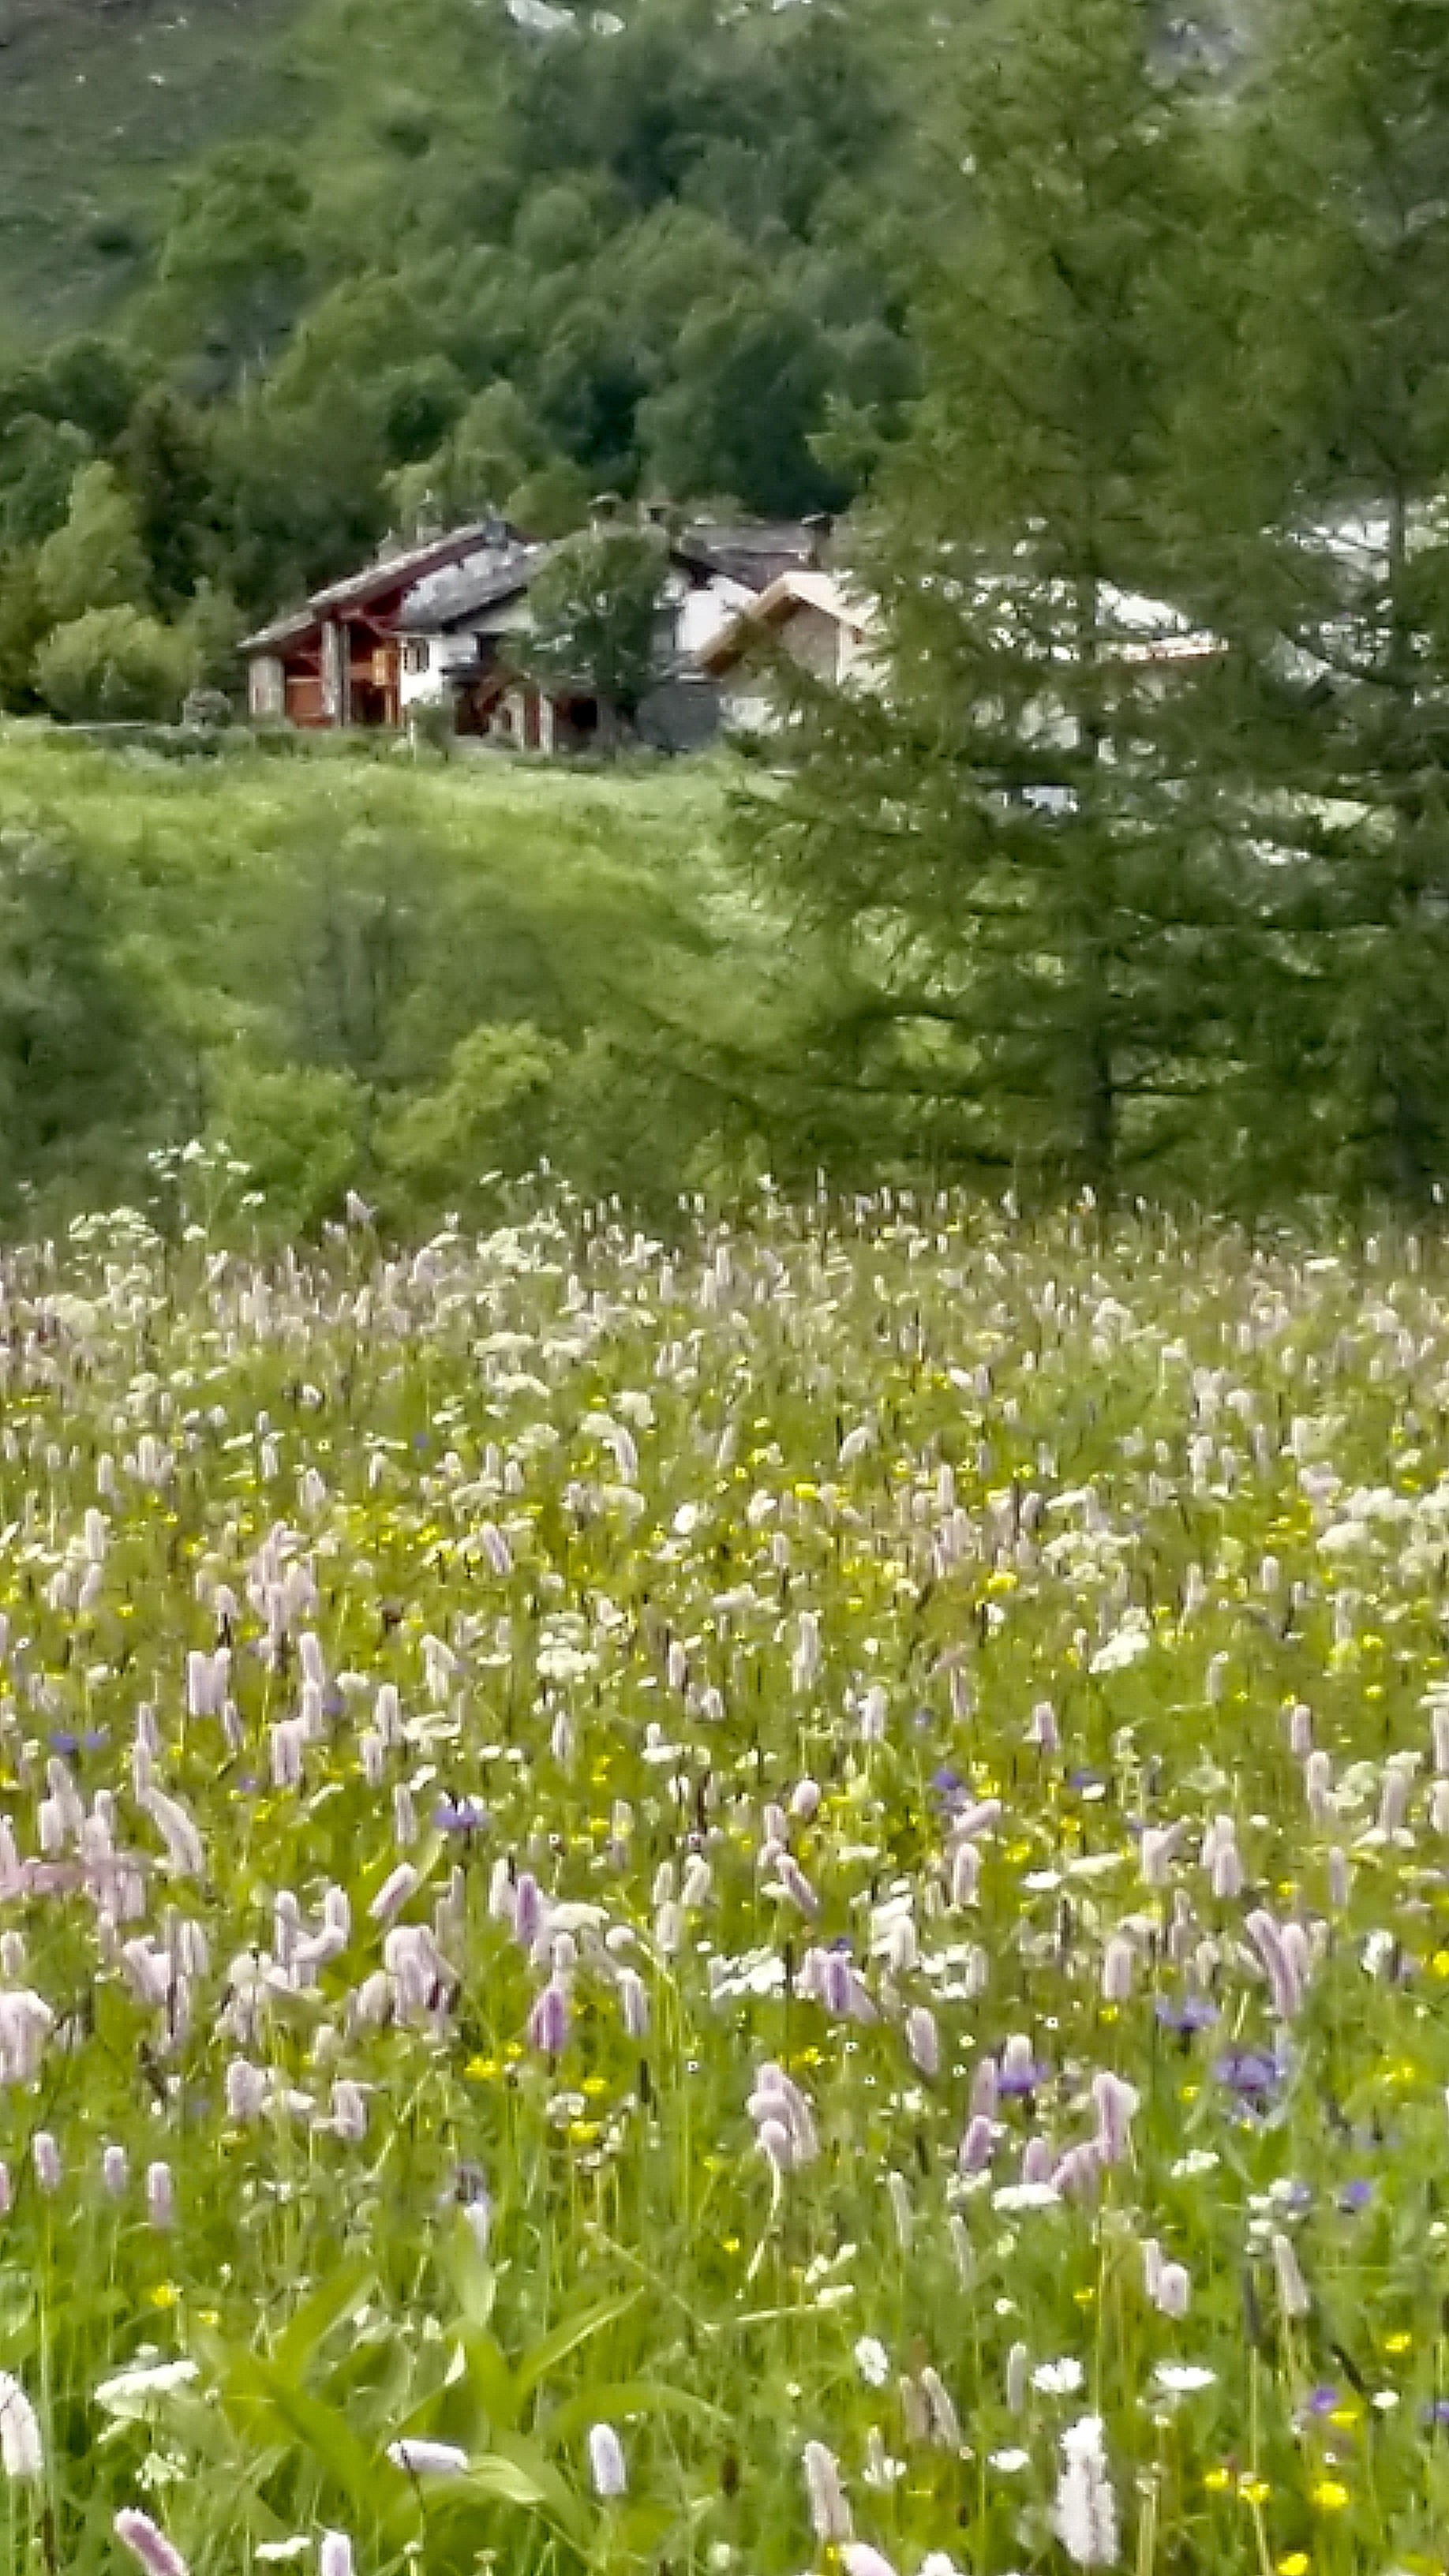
[395,632,484,713]
[714,601,873,730]
[396,635,436,713]
[673,574,755,659]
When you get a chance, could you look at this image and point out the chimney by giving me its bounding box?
[801,511,834,569]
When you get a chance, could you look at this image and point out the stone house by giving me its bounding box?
[693,568,877,730]
[242,514,834,747]
[242,521,528,728]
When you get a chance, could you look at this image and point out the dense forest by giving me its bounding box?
[0,0,927,712]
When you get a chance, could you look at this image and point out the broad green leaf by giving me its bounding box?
[272,2254,375,2379]
[545,2377,726,2447]
[210,2346,419,2548]
[487,2430,593,2545]
[407,2439,590,2551]
[514,2293,641,2398]
[462,2327,522,2430]
[438,2209,498,2334]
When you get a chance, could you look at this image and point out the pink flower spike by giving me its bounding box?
[115,2510,190,2576]
[842,2549,900,2576]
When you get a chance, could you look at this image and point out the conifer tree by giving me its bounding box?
[1188,0,1449,1208]
[745,0,1245,1200]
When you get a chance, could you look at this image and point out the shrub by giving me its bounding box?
[35,605,196,723]
[378,1020,564,1212]
[212,1059,369,1234]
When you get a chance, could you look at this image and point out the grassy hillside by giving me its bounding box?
[0,0,308,343]
[0,717,732,883]
[0,723,805,1221]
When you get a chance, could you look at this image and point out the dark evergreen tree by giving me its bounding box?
[119,388,215,612]
[745,0,1245,1199]
[1187,0,1449,1209]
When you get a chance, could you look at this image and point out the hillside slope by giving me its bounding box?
[0,0,301,342]
[0,0,922,646]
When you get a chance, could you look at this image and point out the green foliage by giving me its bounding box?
[378,1020,566,1213]
[215,1058,369,1231]
[36,461,149,623]
[0,732,782,1230]
[640,284,846,519]
[0,0,928,628]
[17,0,1449,1226]
[747,0,1234,1202]
[180,576,245,695]
[387,382,550,533]
[1169,0,1449,1212]
[405,690,459,757]
[143,142,313,381]
[118,386,214,608]
[0,416,93,552]
[34,607,195,723]
[523,525,669,733]
[0,553,50,714]
[504,458,593,541]
[2,336,144,449]
[0,828,162,1209]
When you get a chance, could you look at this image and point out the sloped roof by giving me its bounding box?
[398,542,554,633]
[240,605,320,655]
[694,569,872,674]
[307,521,503,615]
[241,522,530,654]
[242,518,828,661]
[676,521,828,592]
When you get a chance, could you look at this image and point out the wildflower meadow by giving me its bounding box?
[0,1182,1444,2576]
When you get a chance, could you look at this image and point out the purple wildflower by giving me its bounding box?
[1213,2049,1280,2099]
[1154,1996,1219,2034]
